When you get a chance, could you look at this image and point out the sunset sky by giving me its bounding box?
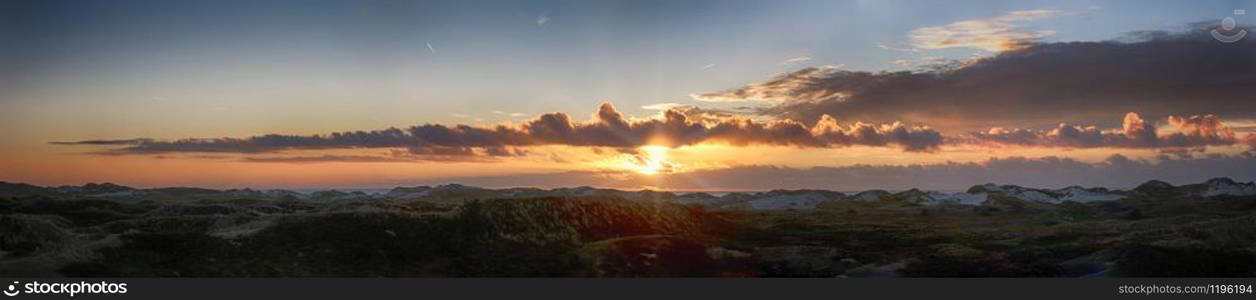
[3,0,1255,190]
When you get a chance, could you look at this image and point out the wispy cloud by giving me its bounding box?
[426,41,436,53]
[536,15,550,26]
[909,9,1066,52]
[781,55,812,65]
[640,103,685,111]
[450,113,483,122]
[690,65,845,103]
[493,111,527,118]
[240,146,525,164]
[875,42,919,53]
[700,63,716,70]
[242,155,417,164]
[50,138,152,146]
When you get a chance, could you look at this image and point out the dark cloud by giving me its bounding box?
[396,146,526,157]
[241,155,417,164]
[238,146,530,164]
[53,102,945,154]
[695,26,1256,132]
[427,154,1256,191]
[966,112,1239,148]
[647,104,745,124]
[49,139,152,145]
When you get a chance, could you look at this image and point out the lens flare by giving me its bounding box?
[625,145,674,175]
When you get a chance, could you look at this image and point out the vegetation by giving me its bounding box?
[2,180,1255,277]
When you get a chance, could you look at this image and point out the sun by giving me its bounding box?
[624,145,674,175]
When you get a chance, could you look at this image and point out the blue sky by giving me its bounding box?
[3,0,1250,138]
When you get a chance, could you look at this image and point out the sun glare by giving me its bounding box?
[625,145,673,175]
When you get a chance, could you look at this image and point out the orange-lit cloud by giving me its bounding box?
[966,113,1238,149]
[53,102,947,157]
[909,9,1067,52]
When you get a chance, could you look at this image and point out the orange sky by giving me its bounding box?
[5,136,1251,189]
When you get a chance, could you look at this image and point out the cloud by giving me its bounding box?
[810,115,943,151]
[691,65,845,103]
[411,153,1256,191]
[876,42,918,53]
[54,102,945,155]
[1166,114,1235,141]
[890,59,911,66]
[966,112,1238,148]
[242,155,417,164]
[49,139,152,145]
[492,111,527,118]
[698,27,1256,132]
[398,146,527,158]
[643,104,743,124]
[701,63,716,70]
[450,113,483,122]
[240,146,528,164]
[641,103,685,111]
[426,41,436,54]
[536,15,550,26]
[909,9,1066,51]
[781,55,812,65]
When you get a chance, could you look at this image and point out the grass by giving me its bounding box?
[3,192,1254,277]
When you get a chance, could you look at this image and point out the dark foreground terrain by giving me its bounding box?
[2,178,1255,277]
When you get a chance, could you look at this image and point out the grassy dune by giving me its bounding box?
[2,181,1255,277]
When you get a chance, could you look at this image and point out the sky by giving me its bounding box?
[2,0,1256,190]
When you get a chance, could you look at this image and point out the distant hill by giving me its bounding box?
[5,178,1254,211]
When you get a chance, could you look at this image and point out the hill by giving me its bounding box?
[2,178,1255,277]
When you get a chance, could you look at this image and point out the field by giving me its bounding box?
[2,179,1255,277]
